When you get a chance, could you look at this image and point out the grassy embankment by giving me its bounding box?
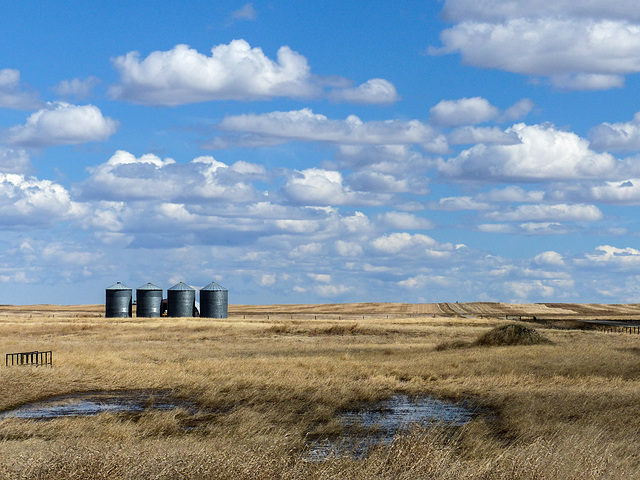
[0,303,639,478]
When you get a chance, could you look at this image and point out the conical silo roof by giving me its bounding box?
[137,282,162,291]
[168,282,194,291]
[201,281,227,291]
[106,281,131,290]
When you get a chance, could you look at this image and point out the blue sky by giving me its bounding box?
[3,1,640,305]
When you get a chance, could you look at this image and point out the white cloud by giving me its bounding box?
[431,196,492,211]
[433,2,640,90]
[484,203,603,222]
[328,78,400,104]
[290,242,324,258]
[587,179,640,205]
[210,108,440,149]
[279,168,391,206]
[501,99,535,122]
[447,126,520,145]
[314,284,352,297]
[80,150,260,203]
[371,232,438,254]
[54,76,101,99]
[377,212,434,230]
[335,240,364,256]
[329,145,436,173]
[0,69,40,109]
[505,280,555,300]
[109,40,398,106]
[439,123,616,181]
[440,1,640,23]
[347,171,430,194]
[308,273,332,283]
[110,40,317,105]
[4,102,118,148]
[581,245,640,268]
[259,273,276,286]
[518,222,572,234]
[232,2,257,21]
[430,97,500,126]
[0,173,84,226]
[0,147,31,174]
[478,186,545,203]
[589,113,640,152]
[477,223,515,233]
[534,251,565,266]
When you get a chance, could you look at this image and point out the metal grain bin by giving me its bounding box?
[200,281,228,318]
[167,282,195,317]
[105,282,132,318]
[136,283,163,318]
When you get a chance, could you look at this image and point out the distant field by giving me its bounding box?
[2,301,639,319]
[0,303,639,478]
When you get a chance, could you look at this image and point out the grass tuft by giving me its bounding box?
[474,324,551,347]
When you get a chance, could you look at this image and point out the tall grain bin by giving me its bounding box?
[200,282,228,318]
[167,282,195,317]
[136,283,163,317]
[105,282,132,318]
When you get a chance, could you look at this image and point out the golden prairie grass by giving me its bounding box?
[0,304,639,478]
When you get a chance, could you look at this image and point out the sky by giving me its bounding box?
[3,1,640,305]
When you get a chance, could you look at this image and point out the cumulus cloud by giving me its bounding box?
[587,179,640,205]
[54,76,101,99]
[430,97,500,126]
[580,245,640,268]
[109,40,398,105]
[4,102,118,148]
[534,251,565,266]
[80,150,261,203]
[0,174,84,226]
[0,69,41,109]
[208,108,442,149]
[328,78,400,104]
[279,168,391,206]
[439,123,616,181]
[371,232,438,254]
[589,112,640,153]
[433,2,640,90]
[505,280,555,300]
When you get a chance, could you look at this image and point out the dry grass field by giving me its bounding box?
[0,302,639,478]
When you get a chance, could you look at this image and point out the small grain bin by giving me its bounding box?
[136,283,163,318]
[200,281,228,318]
[167,282,196,317]
[105,282,132,318]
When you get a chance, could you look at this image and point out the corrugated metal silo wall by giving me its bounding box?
[168,288,195,317]
[105,284,132,318]
[200,289,228,318]
[136,287,163,317]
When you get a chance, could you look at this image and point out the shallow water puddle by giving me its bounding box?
[0,390,196,420]
[307,394,476,460]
